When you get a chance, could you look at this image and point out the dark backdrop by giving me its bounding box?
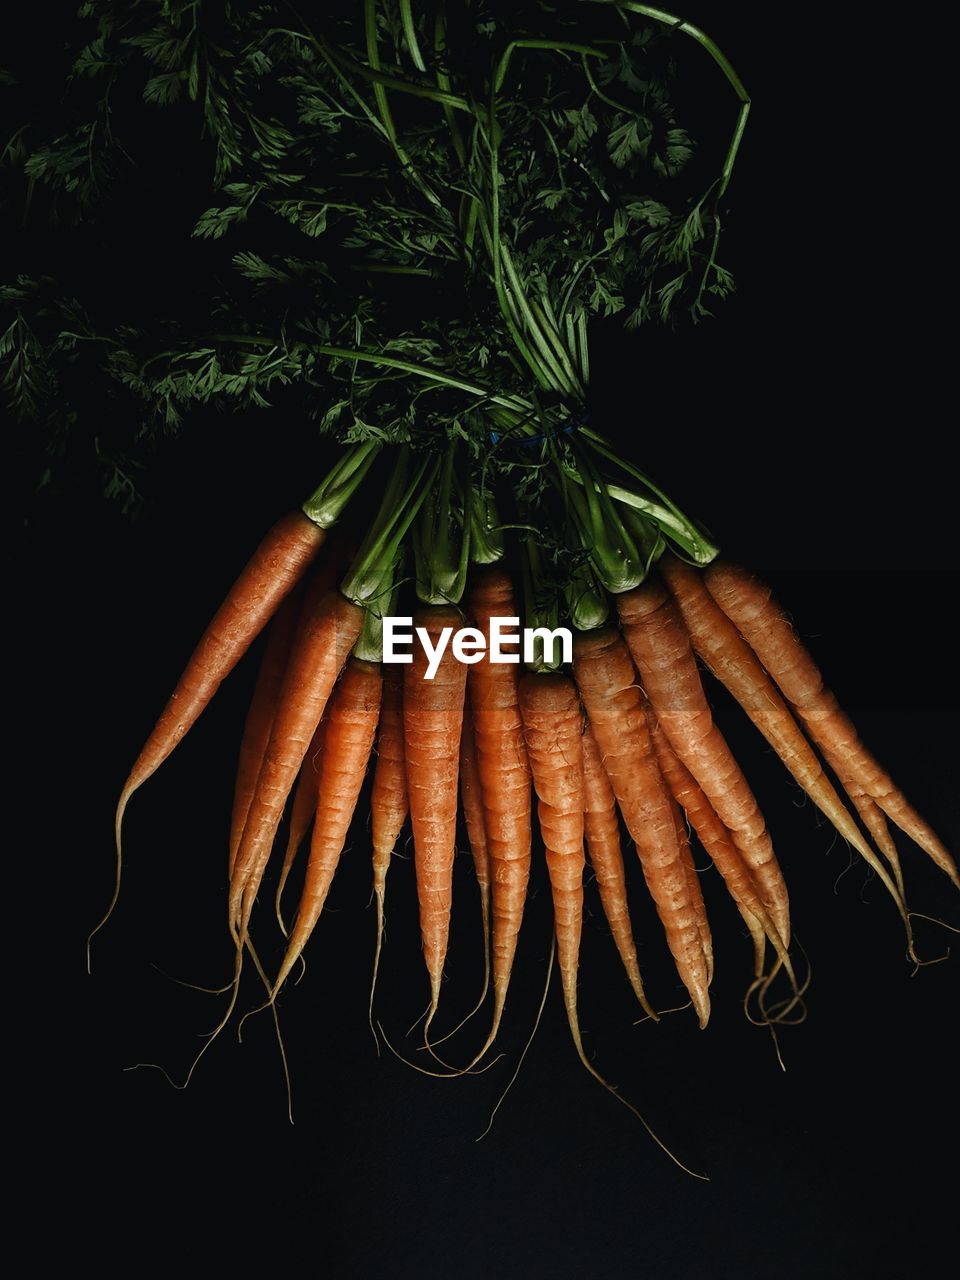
[10,5,958,1277]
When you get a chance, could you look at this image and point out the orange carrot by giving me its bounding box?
[847,788,906,902]
[580,719,656,1016]
[660,555,910,914]
[573,627,711,1026]
[705,562,959,889]
[665,764,714,988]
[230,588,364,935]
[519,673,590,1060]
[459,702,491,993]
[522,681,704,1179]
[125,511,324,800]
[273,657,383,990]
[617,582,791,950]
[467,568,532,1049]
[97,511,326,951]
[403,605,468,1018]
[274,713,328,930]
[651,719,789,981]
[369,663,408,1012]
[229,587,305,879]
[270,538,356,921]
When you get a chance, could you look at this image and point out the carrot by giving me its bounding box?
[467,568,533,1051]
[519,673,590,1060]
[419,703,494,1057]
[272,657,383,991]
[229,586,305,878]
[617,582,792,950]
[96,510,326,954]
[126,511,324,800]
[229,588,364,936]
[573,627,711,1026]
[403,605,468,1020]
[846,788,906,902]
[659,554,911,918]
[369,663,408,1018]
[487,671,703,1177]
[580,719,656,1017]
[270,539,356,923]
[666,766,714,988]
[650,718,792,984]
[459,702,491,998]
[705,562,959,889]
[274,713,328,931]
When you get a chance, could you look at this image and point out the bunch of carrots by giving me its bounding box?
[94,443,957,1171]
[52,4,953,1172]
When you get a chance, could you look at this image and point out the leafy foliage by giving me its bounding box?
[3,0,745,510]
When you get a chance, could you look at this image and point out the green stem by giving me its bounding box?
[499,247,578,397]
[361,0,448,216]
[590,2,751,198]
[434,6,467,166]
[557,246,610,326]
[521,539,562,673]
[350,263,436,277]
[276,13,469,113]
[399,0,427,72]
[492,39,608,96]
[284,5,448,222]
[364,0,397,144]
[468,481,505,564]
[413,441,471,603]
[211,333,532,412]
[301,440,380,527]
[581,51,634,114]
[482,40,608,400]
[322,31,469,112]
[562,444,646,593]
[341,448,437,605]
[275,18,391,137]
[353,550,405,661]
[620,505,667,574]
[485,134,554,394]
[564,557,610,631]
[533,290,584,395]
[576,429,719,562]
[576,314,590,385]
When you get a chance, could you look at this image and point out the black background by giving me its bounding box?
[10,5,959,1277]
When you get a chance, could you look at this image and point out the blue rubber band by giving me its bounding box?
[489,410,587,447]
